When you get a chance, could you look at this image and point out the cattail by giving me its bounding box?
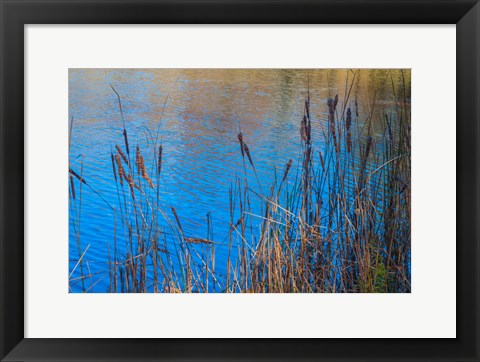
[300,115,307,142]
[111,152,117,183]
[136,145,154,188]
[243,143,255,169]
[135,145,142,174]
[237,132,244,157]
[144,172,154,188]
[305,99,310,121]
[185,237,213,245]
[232,216,243,229]
[346,107,352,153]
[125,173,136,196]
[115,154,125,186]
[69,174,76,200]
[115,144,128,165]
[346,107,352,131]
[69,168,86,184]
[307,115,312,144]
[282,159,293,183]
[365,136,373,159]
[327,97,339,153]
[171,207,183,233]
[157,145,163,175]
[123,129,130,155]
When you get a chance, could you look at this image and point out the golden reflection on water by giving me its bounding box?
[70,68,410,162]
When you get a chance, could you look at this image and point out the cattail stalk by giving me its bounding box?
[123,129,130,156]
[243,143,255,169]
[135,145,154,188]
[158,145,163,175]
[282,159,293,183]
[115,145,128,165]
[237,132,244,157]
[328,95,339,153]
[115,154,125,186]
[111,152,118,183]
[346,107,352,153]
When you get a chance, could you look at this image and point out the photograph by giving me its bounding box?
[68,68,411,293]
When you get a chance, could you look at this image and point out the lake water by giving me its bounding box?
[69,69,409,292]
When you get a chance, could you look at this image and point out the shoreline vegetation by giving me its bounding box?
[69,72,411,293]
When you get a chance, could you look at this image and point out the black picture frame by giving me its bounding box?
[1,0,479,361]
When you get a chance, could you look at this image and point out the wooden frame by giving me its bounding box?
[1,0,478,360]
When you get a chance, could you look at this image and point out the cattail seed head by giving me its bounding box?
[115,154,125,186]
[158,145,163,175]
[126,173,135,196]
[123,129,130,155]
[111,152,118,183]
[135,145,142,173]
[70,174,76,200]
[135,145,154,188]
[300,115,307,142]
[237,132,244,157]
[346,108,352,153]
[115,144,128,165]
[282,159,293,183]
[365,136,373,159]
[185,237,213,245]
[327,97,339,153]
[346,108,352,130]
[69,168,86,184]
[243,143,255,169]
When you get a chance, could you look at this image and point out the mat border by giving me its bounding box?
[1,1,479,361]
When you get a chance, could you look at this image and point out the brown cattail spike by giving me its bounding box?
[136,145,154,188]
[346,107,352,153]
[123,129,130,155]
[115,145,128,165]
[243,143,255,169]
[70,174,76,200]
[111,152,118,182]
[185,237,214,245]
[136,145,142,174]
[233,216,243,229]
[158,145,163,175]
[171,207,184,233]
[305,99,310,121]
[237,132,244,157]
[115,154,125,186]
[365,136,373,159]
[126,174,135,196]
[69,168,86,184]
[327,97,339,153]
[300,115,307,142]
[282,159,293,183]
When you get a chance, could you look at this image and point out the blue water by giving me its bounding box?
[68,69,401,292]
